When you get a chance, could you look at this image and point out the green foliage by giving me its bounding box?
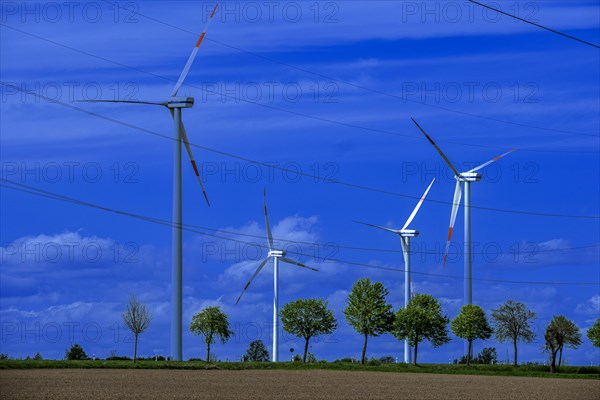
[392,294,450,365]
[454,348,497,365]
[33,352,43,361]
[243,340,269,362]
[476,347,497,365]
[280,298,337,362]
[0,359,598,378]
[379,355,395,364]
[106,356,132,361]
[0,354,8,360]
[189,306,233,362]
[491,300,536,366]
[451,304,492,365]
[587,318,600,347]
[344,278,394,364]
[65,344,89,360]
[545,315,582,373]
[291,354,302,362]
[334,357,358,363]
[367,357,381,366]
[306,352,317,363]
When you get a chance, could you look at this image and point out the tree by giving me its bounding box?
[33,352,43,361]
[587,318,600,347]
[491,300,536,366]
[392,293,450,365]
[280,298,337,363]
[122,295,153,363]
[475,347,497,365]
[243,340,269,362]
[344,278,394,365]
[189,306,233,362]
[544,315,581,372]
[65,343,88,360]
[451,304,493,366]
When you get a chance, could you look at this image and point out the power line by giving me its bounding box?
[102,0,599,139]
[2,179,598,286]
[3,82,599,221]
[1,177,596,257]
[468,0,600,49]
[2,23,599,155]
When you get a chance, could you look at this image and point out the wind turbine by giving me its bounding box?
[236,189,318,362]
[357,178,435,364]
[411,118,514,308]
[78,4,220,361]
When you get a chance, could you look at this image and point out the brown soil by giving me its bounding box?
[1,369,598,399]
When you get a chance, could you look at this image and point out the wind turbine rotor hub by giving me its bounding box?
[167,96,195,109]
[400,229,419,237]
[457,172,481,182]
[268,250,285,258]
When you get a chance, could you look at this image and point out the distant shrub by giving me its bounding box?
[65,344,89,360]
[33,352,43,361]
[291,354,302,363]
[243,340,270,362]
[367,357,381,366]
[455,348,497,365]
[0,354,8,360]
[379,355,395,364]
[106,356,132,361]
[334,357,357,364]
[306,353,317,363]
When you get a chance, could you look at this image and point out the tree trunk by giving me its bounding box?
[303,338,310,363]
[558,346,563,367]
[549,350,557,373]
[361,334,368,365]
[413,342,418,366]
[133,334,138,363]
[467,340,472,366]
[513,339,518,367]
[206,342,211,362]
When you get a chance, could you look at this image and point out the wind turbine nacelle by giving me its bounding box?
[268,250,285,257]
[400,229,418,237]
[167,97,194,109]
[458,172,482,182]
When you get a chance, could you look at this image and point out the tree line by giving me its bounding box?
[55,286,600,373]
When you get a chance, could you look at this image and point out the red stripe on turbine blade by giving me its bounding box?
[443,254,448,267]
[195,32,206,47]
[190,160,200,176]
[210,4,219,18]
[203,190,210,207]
[447,227,454,241]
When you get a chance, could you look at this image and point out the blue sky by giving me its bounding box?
[1,1,599,364]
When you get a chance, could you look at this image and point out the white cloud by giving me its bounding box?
[575,295,600,316]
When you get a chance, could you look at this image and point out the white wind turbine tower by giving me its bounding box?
[236,189,318,362]
[79,4,220,361]
[411,118,514,309]
[357,178,435,364]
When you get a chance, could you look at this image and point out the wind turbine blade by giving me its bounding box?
[355,221,400,234]
[280,257,318,272]
[402,178,436,230]
[76,99,167,106]
[444,181,462,267]
[411,118,460,177]
[235,257,270,304]
[467,149,516,173]
[264,188,274,251]
[171,3,219,97]
[169,109,210,206]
